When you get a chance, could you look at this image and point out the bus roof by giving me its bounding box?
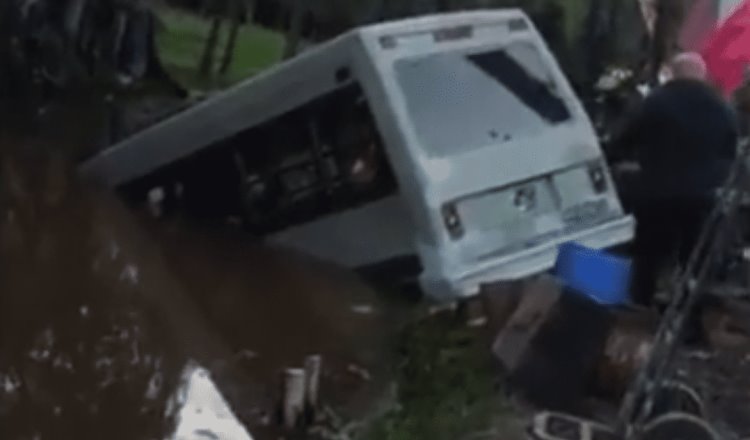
[79,9,529,188]
[359,8,525,36]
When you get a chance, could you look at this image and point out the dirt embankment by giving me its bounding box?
[144,218,405,432]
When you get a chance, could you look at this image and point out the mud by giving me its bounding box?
[0,147,408,439]
[0,149,189,439]
[144,217,409,432]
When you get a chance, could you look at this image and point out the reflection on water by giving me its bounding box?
[0,149,406,439]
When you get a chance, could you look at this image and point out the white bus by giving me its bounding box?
[80,9,634,300]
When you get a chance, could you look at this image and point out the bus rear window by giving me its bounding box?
[395,42,572,158]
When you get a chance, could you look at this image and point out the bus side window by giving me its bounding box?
[320,86,396,208]
[160,81,399,234]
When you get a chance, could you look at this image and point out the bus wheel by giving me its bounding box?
[640,412,719,440]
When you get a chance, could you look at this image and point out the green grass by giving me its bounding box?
[155,8,285,90]
[359,312,523,440]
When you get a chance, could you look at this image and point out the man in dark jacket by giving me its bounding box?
[614,52,738,307]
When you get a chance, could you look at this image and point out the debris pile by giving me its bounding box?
[480,276,750,440]
[491,277,612,412]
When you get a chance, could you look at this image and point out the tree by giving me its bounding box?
[219,0,250,75]
[199,0,213,16]
[199,16,223,78]
[0,0,186,147]
[283,0,305,60]
[242,0,257,21]
[64,0,88,38]
[436,0,454,11]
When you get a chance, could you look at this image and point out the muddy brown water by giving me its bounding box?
[0,149,412,439]
[146,217,411,427]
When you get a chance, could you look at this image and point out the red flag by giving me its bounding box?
[701,0,750,95]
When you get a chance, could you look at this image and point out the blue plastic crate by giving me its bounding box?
[554,242,632,306]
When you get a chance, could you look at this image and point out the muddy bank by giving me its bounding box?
[0,150,194,439]
[141,217,412,431]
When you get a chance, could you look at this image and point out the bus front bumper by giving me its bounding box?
[419,215,635,300]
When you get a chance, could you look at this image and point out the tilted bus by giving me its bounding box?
[80,9,635,299]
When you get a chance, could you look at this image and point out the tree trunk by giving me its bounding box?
[436,0,453,12]
[583,0,606,87]
[219,0,246,75]
[242,0,256,22]
[283,0,304,60]
[64,0,88,40]
[200,0,213,17]
[199,16,222,79]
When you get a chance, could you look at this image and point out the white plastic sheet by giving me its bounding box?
[168,362,254,440]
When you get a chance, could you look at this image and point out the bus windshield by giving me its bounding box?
[394,42,572,158]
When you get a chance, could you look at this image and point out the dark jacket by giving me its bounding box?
[614,79,738,199]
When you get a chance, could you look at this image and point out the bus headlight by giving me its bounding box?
[588,163,608,194]
[514,186,536,212]
[441,203,464,239]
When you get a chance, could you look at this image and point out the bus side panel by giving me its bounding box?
[81,36,357,188]
[263,47,423,268]
[352,34,443,251]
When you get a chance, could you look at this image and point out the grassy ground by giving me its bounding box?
[359,311,526,440]
[155,8,285,91]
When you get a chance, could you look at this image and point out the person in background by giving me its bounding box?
[335,103,382,189]
[612,52,738,311]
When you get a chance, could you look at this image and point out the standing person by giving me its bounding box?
[732,64,750,138]
[613,52,738,308]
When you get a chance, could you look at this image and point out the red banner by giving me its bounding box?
[701,0,750,95]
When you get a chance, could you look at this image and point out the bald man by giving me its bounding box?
[668,51,708,81]
[614,52,738,311]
